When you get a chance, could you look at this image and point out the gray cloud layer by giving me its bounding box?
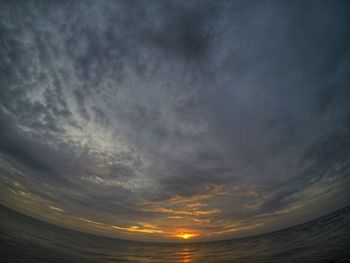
[0,0,349,241]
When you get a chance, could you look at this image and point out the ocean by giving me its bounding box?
[1,205,350,263]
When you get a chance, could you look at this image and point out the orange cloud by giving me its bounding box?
[112,224,164,234]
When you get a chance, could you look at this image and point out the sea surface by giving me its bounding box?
[1,205,350,263]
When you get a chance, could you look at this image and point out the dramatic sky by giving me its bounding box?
[0,0,350,242]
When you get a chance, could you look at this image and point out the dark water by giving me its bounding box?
[1,205,350,263]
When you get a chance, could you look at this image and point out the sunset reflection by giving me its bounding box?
[1,0,349,256]
[175,246,194,263]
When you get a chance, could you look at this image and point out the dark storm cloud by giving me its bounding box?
[0,0,349,240]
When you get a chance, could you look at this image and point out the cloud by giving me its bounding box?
[0,0,349,241]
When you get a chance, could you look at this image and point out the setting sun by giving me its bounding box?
[175,233,197,239]
[1,0,349,262]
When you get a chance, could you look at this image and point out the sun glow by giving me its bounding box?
[174,233,197,239]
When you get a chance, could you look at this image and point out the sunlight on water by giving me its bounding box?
[1,205,350,263]
[174,247,195,263]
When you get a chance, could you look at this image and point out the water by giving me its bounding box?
[1,205,350,263]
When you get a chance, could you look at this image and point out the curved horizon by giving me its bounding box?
[2,203,349,244]
[1,0,350,243]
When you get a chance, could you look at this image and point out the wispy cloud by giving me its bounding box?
[0,0,349,241]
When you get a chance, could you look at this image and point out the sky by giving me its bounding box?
[0,0,350,242]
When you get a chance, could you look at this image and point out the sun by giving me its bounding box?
[175,233,197,239]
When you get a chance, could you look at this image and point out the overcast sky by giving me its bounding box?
[0,0,349,242]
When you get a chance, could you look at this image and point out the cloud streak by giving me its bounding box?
[0,0,349,241]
